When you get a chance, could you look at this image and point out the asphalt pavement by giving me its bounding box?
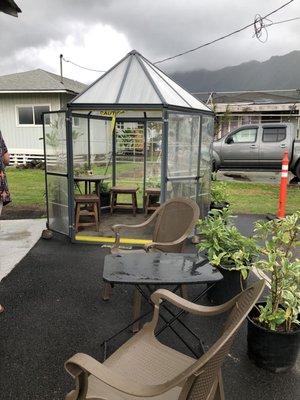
[0,215,299,400]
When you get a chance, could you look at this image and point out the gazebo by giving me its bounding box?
[43,50,214,243]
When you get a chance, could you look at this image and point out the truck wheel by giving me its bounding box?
[212,160,217,172]
[295,161,300,180]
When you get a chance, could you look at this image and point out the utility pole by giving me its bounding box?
[60,54,63,84]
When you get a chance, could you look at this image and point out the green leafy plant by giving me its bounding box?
[197,208,257,279]
[74,162,90,176]
[211,180,229,205]
[98,181,110,193]
[146,176,160,188]
[253,212,300,332]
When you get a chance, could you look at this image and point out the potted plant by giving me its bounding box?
[210,175,230,210]
[99,181,111,207]
[197,208,258,304]
[247,212,300,372]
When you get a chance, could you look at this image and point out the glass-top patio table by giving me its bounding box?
[102,252,223,359]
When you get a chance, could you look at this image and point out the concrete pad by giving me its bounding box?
[0,218,46,281]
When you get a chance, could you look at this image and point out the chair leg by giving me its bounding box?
[213,372,225,400]
[102,282,113,301]
[145,194,149,215]
[75,203,80,232]
[180,284,188,300]
[132,193,137,216]
[132,287,142,333]
[110,192,114,215]
[93,203,99,231]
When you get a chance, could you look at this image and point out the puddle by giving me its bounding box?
[223,173,250,181]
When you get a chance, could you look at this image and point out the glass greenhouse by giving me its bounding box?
[42,50,214,243]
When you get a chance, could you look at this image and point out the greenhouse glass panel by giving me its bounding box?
[198,115,214,215]
[145,121,162,190]
[115,121,145,207]
[118,57,160,104]
[167,113,200,177]
[73,57,129,104]
[90,118,112,176]
[44,112,67,173]
[166,179,197,202]
[47,174,69,234]
[72,116,88,176]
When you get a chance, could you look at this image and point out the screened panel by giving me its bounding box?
[198,115,214,216]
[145,121,162,190]
[44,112,67,173]
[167,113,200,178]
[47,174,69,234]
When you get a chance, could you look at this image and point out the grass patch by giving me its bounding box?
[221,181,299,214]
[4,168,299,215]
[6,168,45,206]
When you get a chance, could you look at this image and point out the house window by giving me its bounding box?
[262,127,286,142]
[17,105,50,125]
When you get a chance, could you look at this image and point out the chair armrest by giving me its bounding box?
[144,234,188,252]
[65,353,180,397]
[150,288,242,316]
[111,208,160,250]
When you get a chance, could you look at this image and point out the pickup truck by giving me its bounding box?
[212,123,300,178]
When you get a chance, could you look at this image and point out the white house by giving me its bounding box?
[0,69,86,163]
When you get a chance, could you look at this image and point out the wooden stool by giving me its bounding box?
[144,188,160,215]
[110,187,138,216]
[75,194,100,232]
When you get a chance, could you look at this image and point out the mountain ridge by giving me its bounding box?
[171,51,300,92]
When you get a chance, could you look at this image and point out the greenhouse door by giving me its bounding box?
[43,111,72,236]
[114,121,145,208]
[165,113,201,204]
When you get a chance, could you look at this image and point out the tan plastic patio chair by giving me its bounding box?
[65,279,265,400]
[102,197,200,330]
[110,197,200,254]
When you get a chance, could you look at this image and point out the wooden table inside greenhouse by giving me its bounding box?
[74,174,111,198]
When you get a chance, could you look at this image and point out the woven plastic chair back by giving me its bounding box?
[153,198,200,252]
[185,282,264,400]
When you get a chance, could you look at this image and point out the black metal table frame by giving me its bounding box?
[101,281,216,361]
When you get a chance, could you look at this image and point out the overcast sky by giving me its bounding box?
[0,0,299,83]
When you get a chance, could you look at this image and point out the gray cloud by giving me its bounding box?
[0,0,299,79]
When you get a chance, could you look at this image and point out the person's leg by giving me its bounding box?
[0,201,4,312]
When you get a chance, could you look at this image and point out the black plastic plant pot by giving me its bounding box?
[207,265,246,305]
[100,192,111,207]
[247,302,300,373]
[210,201,230,211]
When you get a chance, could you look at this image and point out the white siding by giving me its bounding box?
[0,93,73,154]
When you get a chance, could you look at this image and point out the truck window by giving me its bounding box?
[262,127,286,142]
[227,128,257,144]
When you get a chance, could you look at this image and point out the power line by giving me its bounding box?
[62,57,106,73]
[154,0,295,64]
[62,0,296,72]
[265,16,300,27]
